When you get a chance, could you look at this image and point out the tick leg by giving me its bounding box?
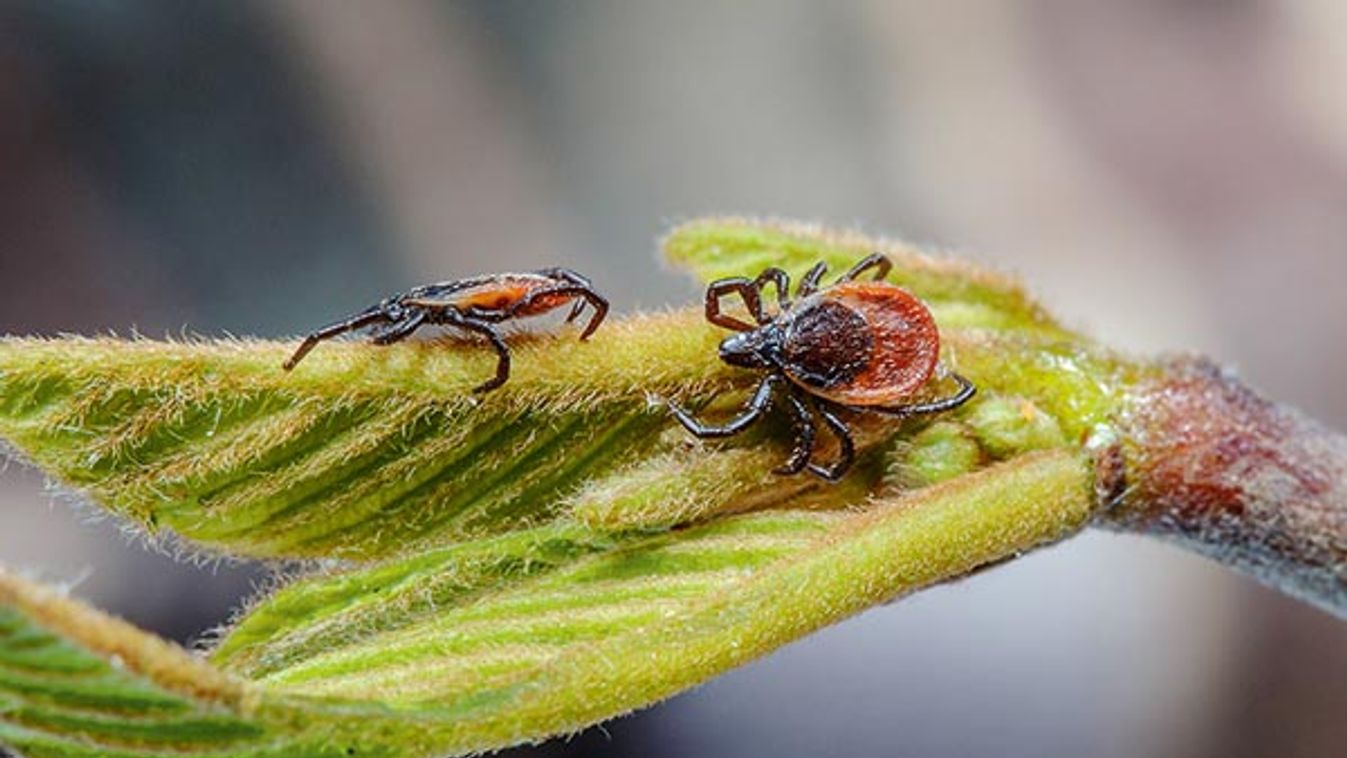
[669,374,781,439]
[868,372,977,417]
[369,310,428,345]
[705,278,766,331]
[574,289,608,340]
[534,267,609,331]
[806,400,855,482]
[446,313,512,393]
[841,253,893,283]
[282,306,390,370]
[564,297,586,325]
[797,262,828,297]
[774,388,817,475]
[754,267,791,314]
[507,285,610,340]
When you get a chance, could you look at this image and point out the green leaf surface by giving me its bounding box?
[0,314,737,560]
[663,216,1064,335]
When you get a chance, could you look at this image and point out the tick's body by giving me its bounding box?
[283,268,607,392]
[670,254,974,480]
[401,273,585,316]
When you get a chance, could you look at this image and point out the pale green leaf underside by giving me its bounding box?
[3,451,1094,756]
[0,576,360,758]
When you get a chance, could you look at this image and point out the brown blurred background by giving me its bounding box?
[2,2,1346,756]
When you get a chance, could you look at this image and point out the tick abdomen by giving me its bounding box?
[404,274,554,312]
[797,282,940,406]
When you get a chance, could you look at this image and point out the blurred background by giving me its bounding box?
[2,2,1346,756]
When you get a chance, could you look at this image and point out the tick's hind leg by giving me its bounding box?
[283,305,390,370]
[806,400,855,482]
[868,372,977,417]
[841,253,892,283]
[669,374,781,439]
[775,389,817,475]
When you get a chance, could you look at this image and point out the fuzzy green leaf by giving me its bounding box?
[2,451,1094,757]
[0,570,356,757]
[0,324,1117,559]
[0,315,739,560]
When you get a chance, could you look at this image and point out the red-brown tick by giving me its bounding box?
[668,254,975,481]
[283,268,608,392]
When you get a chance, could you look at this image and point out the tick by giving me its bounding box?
[668,254,975,481]
[282,268,608,392]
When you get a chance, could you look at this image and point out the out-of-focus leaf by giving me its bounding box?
[0,570,358,757]
[1,450,1093,756]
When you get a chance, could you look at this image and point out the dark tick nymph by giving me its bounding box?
[668,253,975,481]
[283,268,608,393]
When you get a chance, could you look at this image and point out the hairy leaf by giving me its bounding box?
[0,570,355,757]
[0,316,731,560]
[2,451,1094,756]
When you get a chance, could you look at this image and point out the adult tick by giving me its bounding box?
[283,268,607,392]
[668,254,975,480]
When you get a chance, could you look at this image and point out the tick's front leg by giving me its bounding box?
[369,310,429,345]
[283,305,390,370]
[668,374,782,439]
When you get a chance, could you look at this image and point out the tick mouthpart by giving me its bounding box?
[718,330,775,369]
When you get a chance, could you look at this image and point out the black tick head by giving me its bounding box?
[718,325,781,370]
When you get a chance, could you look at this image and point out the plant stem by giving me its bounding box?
[1101,358,1347,618]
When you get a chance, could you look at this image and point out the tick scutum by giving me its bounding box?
[782,299,873,390]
